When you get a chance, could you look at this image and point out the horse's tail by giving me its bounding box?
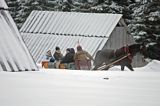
[93,51,101,66]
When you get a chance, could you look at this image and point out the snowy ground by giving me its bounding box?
[0,60,160,106]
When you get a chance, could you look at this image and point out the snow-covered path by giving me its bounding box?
[0,60,160,106]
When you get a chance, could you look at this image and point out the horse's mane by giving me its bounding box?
[129,43,141,49]
[128,43,142,56]
[97,43,142,56]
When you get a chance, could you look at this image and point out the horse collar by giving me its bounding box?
[123,46,130,53]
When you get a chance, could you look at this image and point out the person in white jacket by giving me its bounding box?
[43,50,53,61]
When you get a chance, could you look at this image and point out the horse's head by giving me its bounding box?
[128,43,147,57]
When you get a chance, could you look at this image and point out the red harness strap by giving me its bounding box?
[123,45,132,62]
[124,45,129,53]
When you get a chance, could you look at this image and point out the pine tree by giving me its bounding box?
[6,0,160,60]
[6,0,20,27]
[89,0,132,19]
[16,0,42,29]
[143,1,160,60]
[129,1,160,60]
[97,0,105,4]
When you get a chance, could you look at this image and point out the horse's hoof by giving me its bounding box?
[92,67,97,70]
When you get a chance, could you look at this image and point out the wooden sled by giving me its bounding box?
[42,61,75,69]
[42,61,49,68]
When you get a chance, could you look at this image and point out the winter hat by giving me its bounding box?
[77,45,82,51]
[47,50,51,53]
[55,46,60,50]
[66,48,70,52]
[70,48,75,54]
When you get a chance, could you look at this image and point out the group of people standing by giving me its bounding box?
[43,45,94,70]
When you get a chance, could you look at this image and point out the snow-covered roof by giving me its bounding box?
[22,33,107,63]
[0,0,8,9]
[20,11,122,37]
[0,0,38,71]
[20,11,122,63]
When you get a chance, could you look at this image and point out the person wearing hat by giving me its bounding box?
[74,45,93,60]
[74,45,93,70]
[42,50,53,68]
[53,46,63,68]
[60,48,75,69]
[42,50,53,62]
[61,48,75,64]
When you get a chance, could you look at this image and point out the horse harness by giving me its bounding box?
[123,45,133,61]
[113,45,133,63]
[97,46,133,70]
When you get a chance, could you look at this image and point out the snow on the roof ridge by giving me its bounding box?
[0,0,8,9]
[0,4,38,71]
[21,32,109,38]
[33,10,123,16]
[20,10,122,38]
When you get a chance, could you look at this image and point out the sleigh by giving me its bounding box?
[42,61,75,69]
[42,59,91,70]
[41,61,49,68]
[41,61,71,69]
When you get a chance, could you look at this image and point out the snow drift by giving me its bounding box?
[0,60,160,106]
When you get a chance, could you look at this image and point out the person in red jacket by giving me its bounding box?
[74,45,93,70]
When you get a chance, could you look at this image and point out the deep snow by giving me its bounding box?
[0,60,160,106]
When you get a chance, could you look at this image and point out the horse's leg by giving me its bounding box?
[92,61,104,70]
[93,51,103,70]
[121,65,125,71]
[102,66,109,70]
[126,64,134,71]
[92,65,99,70]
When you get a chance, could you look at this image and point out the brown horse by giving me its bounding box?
[93,43,146,71]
